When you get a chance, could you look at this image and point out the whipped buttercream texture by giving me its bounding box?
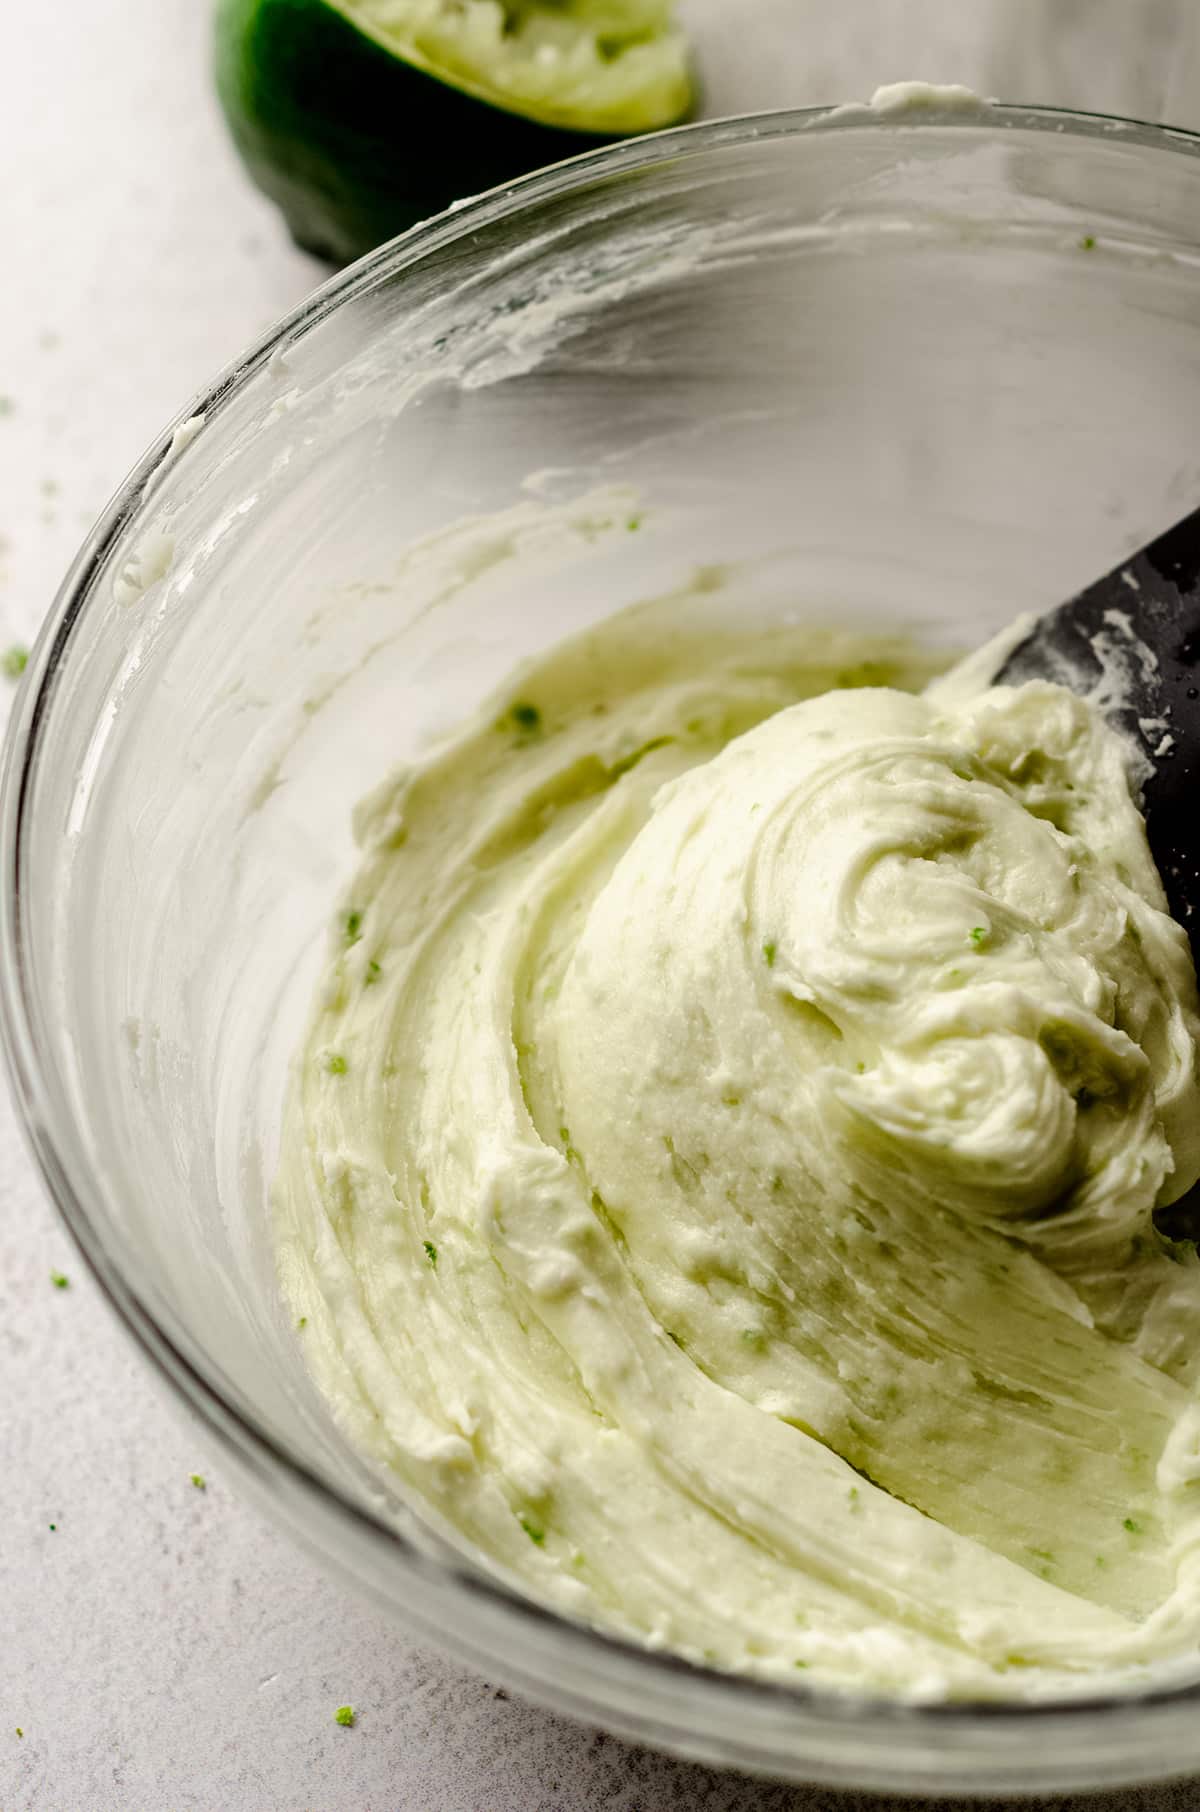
[276,600,1200,1699]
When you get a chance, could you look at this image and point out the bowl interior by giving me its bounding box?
[11,107,1200,1791]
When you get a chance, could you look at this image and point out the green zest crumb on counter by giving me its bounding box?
[326,1053,347,1076]
[1081,234,1096,250]
[2,644,29,679]
[48,1523,56,1532]
[344,909,363,943]
[49,1270,69,1289]
[190,1474,206,1490]
[518,1515,546,1545]
[334,1705,355,1727]
[969,927,987,946]
[15,1727,22,1738]
[762,939,777,968]
[423,1240,438,1268]
[365,960,381,985]
[626,514,642,532]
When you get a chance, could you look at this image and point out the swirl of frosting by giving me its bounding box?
[278,606,1200,1699]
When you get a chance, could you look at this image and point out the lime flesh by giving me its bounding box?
[215,0,694,263]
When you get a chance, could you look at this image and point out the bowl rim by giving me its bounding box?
[6,97,1200,1792]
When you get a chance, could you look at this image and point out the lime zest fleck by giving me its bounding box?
[15,1727,22,1738]
[50,1270,69,1290]
[793,1659,809,1670]
[325,1053,348,1076]
[297,1315,308,1330]
[626,513,642,532]
[762,939,777,968]
[334,1704,355,1727]
[48,1523,56,1532]
[190,1473,206,1490]
[365,959,382,985]
[1123,1516,1142,1534]
[608,734,673,781]
[968,926,987,947]
[423,1240,438,1269]
[343,909,363,944]
[510,701,541,732]
[834,659,890,689]
[1080,233,1096,250]
[518,1514,546,1546]
[2,644,29,680]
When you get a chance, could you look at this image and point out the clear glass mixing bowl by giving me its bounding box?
[6,102,1200,1796]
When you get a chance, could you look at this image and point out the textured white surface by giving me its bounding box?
[3,3,1200,1806]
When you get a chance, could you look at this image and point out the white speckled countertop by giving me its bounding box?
[4,4,1200,1807]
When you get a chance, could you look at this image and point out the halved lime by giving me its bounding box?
[214,0,694,264]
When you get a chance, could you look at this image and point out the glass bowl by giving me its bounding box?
[6,102,1200,1797]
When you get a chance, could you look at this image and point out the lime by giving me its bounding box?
[214,0,694,264]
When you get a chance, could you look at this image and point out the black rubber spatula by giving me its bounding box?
[997,506,1200,959]
[996,508,1200,1239]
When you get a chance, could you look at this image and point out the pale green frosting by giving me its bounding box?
[276,598,1200,1700]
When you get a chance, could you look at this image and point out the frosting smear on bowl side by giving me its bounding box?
[275,597,1200,1701]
